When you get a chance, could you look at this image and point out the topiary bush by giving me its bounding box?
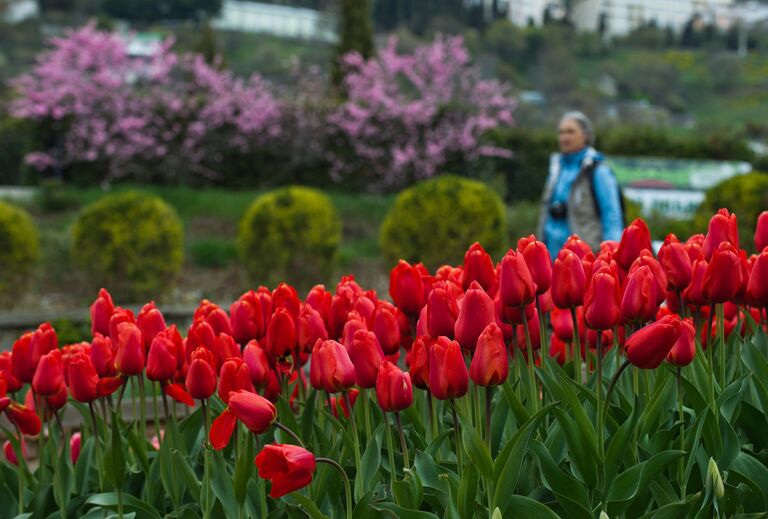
[71,191,184,300]
[238,186,342,286]
[695,172,768,251]
[380,175,506,268]
[0,201,40,300]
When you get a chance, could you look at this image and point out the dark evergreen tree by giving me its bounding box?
[332,0,374,88]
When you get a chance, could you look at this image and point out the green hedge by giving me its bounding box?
[0,201,40,299]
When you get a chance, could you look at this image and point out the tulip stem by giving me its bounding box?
[536,295,549,355]
[152,382,160,444]
[596,331,604,456]
[602,359,631,429]
[522,314,539,413]
[362,389,372,442]
[570,308,582,385]
[676,367,686,499]
[315,457,353,519]
[88,401,104,491]
[273,421,305,448]
[716,303,726,387]
[138,376,147,443]
[427,390,437,442]
[201,399,211,519]
[394,412,409,469]
[485,386,492,452]
[451,399,461,477]
[383,412,397,487]
[11,424,25,514]
[116,379,128,410]
[343,391,362,497]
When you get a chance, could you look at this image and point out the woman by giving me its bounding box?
[536,111,624,257]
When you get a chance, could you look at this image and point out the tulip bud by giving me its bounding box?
[470,323,508,386]
[229,390,277,433]
[427,281,459,338]
[620,265,658,324]
[194,300,233,337]
[213,333,241,369]
[3,439,22,465]
[218,358,255,404]
[90,288,115,337]
[272,283,301,319]
[658,234,692,291]
[703,242,743,303]
[551,250,587,309]
[297,305,328,352]
[372,302,400,355]
[551,307,575,342]
[499,250,536,307]
[349,330,385,389]
[265,308,297,359]
[706,458,725,500]
[428,337,468,400]
[0,351,21,393]
[137,302,166,351]
[406,336,430,390]
[70,432,81,464]
[748,249,768,307]
[310,340,355,393]
[563,235,593,259]
[11,332,35,384]
[667,318,696,367]
[109,307,135,343]
[90,333,116,378]
[454,282,495,351]
[703,209,739,260]
[463,242,496,292]
[114,322,145,376]
[305,285,332,328]
[6,403,41,435]
[230,290,265,345]
[584,267,621,330]
[185,347,217,400]
[32,350,64,396]
[67,351,100,403]
[389,260,426,316]
[518,236,552,295]
[625,315,682,369]
[243,340,270,388]
[755,211,768,253]
[255,443,316,498]
[549,334,567,365]
[616,218,652,270]
[375,361,413,412]
[146,335,178,382]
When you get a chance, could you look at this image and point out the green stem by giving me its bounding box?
[383,411,397,488]
[601,359,631,429]
[485,386,493,452]
[273,421,305,448]
[362,389,372,442]
[343,391,362,496]
[677,367,686,499]
[717,303,726,387]
[427,390,437,442]
[88,401,104,492]
[315,458,353,519]
[536,295,549,354]
[451,399,461,478]
[570,308,582,384]
[12,425,25,514]
[201,399,211,519]
[522,313,539,412]
[596,330,604,457]
[394,412,410,469]
[152,382,160,445]
[117,488,124,519]
[706,304,717,410]
[138,376,147,443]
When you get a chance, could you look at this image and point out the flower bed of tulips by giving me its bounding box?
[2,208,768,518]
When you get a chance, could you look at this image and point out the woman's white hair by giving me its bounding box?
[559,111,595,146]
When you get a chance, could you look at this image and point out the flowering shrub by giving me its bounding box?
[1,208,767,517]
[9,23,281,182]
[328,35,516,190]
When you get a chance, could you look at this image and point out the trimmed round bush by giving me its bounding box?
[695,172,768,251]
[238,186,342,285]
[380,175,506,268]
[71,191,184,299]
[0,201,40,296]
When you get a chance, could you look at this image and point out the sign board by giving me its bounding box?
[604,156,752,219]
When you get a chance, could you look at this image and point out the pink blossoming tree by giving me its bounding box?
[10,23,281,181]
[328,35,516,190]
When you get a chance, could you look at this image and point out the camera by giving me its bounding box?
[549,201,567,219]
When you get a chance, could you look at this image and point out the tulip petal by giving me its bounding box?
[210,409,237,450]
[164,383,195,407]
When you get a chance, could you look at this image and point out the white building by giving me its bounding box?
[2,0,38,23]
[213,0,336,42]
[508,0,561,26]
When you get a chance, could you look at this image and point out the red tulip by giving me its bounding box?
[185,347,217,400]
[372,302,400,355]
[470,323,508,386]
[329,291,354,340]
[620,265,658,324]
[563,235,593,259]
[255,444,316,498]
[137,302,166,351]
[0,351,21,393]
[3,439,23,465]
[625,315,682,369]
[584,267,620,330]
[309,340,355,393]
[755,211,768,253]
[306,285,332,328]
[213,333,241,370]
[499,250,536,307]
[6,403,41,435]
[549,334,567,365]
[243,340,271,388]
[90,288,115,337]
[218,358,255,404]
[230,290,265,344]
[703,208,739,260]
[630,251,668,306]
[658,234,692,291]
[70,433,81,464]
[551,250,587,309]
[229,390,277,433]
[352,295,376,327]
[272,283,301,320]
[11,332,35,384]
[349,330,385,389]
[551,307,575,342]
[514,308,542,351]
[146,335,178,382]
[329,388,359,419]
[67,351,100,403]
[428,336,468,400]
[406,336,430,390]
[389,260,426,316]
[114,322,144,376]
[109,307,136,343]
[454,281,495,351]
[463,242,496,292]
[518,235,552,295]
[667,318,696,367]
[427,281,459,338]
[265,308,297,359]
[194,300,233,337]
[32,350,64,396]
[748,249,768,307]
[375,361,413,412]
[703,242,743,303]
[298,305,328,352]
[616,218,652,270]
[90,333,115,378]
[683,259,708,307]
